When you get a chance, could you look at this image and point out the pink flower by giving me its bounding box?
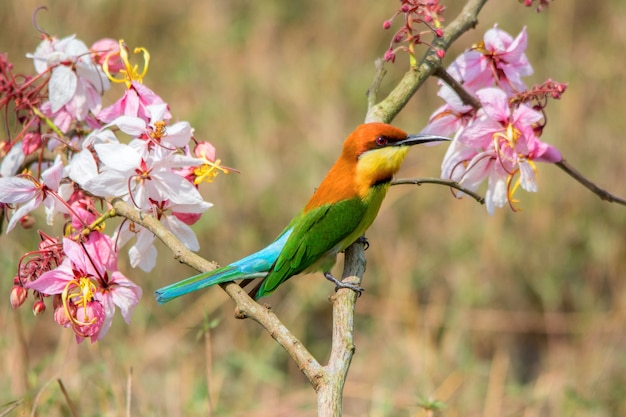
[98,81,170,123]
[448,26,532,95]
[83,142,209,210]
[420,85,476,137]
[109,104,187,155]
[28,35,110,128]
[25,235,141,343]
[0,155,65,232]
[114,198,206,272]
[441,88,561,213]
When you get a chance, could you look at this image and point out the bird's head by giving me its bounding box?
[343,123,449,190]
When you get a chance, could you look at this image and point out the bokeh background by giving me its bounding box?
[1,0,626,416]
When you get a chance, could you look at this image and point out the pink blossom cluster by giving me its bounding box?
[1,33,230,342]
[383,0,446,63]
[420,25,566,213]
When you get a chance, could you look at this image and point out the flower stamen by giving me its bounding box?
[61,276,97,328]
[103,39,150,87]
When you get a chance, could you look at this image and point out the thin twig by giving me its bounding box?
[433,66,481,109]
[30,379,54,417]
[392,177,486,205]
[0,400,23,417]
[57,379,79,417]
[556,160,626,206]
[204,328,214,417]
[126,367,133,417]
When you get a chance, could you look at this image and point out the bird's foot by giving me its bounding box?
[324,272,364,297]
[356,235,370,250]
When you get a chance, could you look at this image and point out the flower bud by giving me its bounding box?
[10,286,27,309]
[384,49,396,63]
[54,304,71,326]
[20,214,36,229]
[194,141,217,161]
[382,20,392,30]
[436,49,446,59]
[33,300,46,316]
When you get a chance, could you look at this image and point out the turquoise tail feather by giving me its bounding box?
[155,229,292,304]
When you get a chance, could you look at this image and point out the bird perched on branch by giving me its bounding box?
[155,123,448,303]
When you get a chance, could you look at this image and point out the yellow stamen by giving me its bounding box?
[193,158,230,185]
[471,40,489,55]
[505,170,522,211]
[150,121,167,140]
[103,39,151,88]
[492,123,522,166]
[61,276,98,328]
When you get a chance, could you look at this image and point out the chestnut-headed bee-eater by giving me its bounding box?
[155,123,448,303]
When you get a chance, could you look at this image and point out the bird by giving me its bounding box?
[155,123,448,304]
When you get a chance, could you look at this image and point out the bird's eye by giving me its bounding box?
[375,136,388,146]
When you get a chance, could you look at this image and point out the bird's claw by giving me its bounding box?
[356,235,370,250]
[324,272,364,297]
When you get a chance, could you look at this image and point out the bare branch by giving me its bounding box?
[433,66,482,109]
[366,58,387,112]
[392,177,486,205]
[556,160,626,206]
[317,240,366,415]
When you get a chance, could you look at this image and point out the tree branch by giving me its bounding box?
[366,58,387,112]
[109,198,327,389]
[317,239,366,416]
[392,177,486,205]
[433,66,482,109]
[555,160,626,206]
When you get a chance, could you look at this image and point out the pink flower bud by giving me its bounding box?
[33,300,46,316]
[401,4,410,12]
[435,29,444,38]
[54,304,71,326]
[20,215,36,229]
[384,49,396,63]
[436,49,446,59]
[383,20,392,30]
[10,286,27,309]
[91,38,123,72]
[22,132,42,156]
[194,141,217,161]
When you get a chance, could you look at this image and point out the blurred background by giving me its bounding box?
[1,0,626,416]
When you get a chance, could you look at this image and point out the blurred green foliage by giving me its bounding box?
[1,0,626,416]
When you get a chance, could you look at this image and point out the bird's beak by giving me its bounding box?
[394,133,450,147]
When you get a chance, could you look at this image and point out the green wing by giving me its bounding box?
[257,197,368,297]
